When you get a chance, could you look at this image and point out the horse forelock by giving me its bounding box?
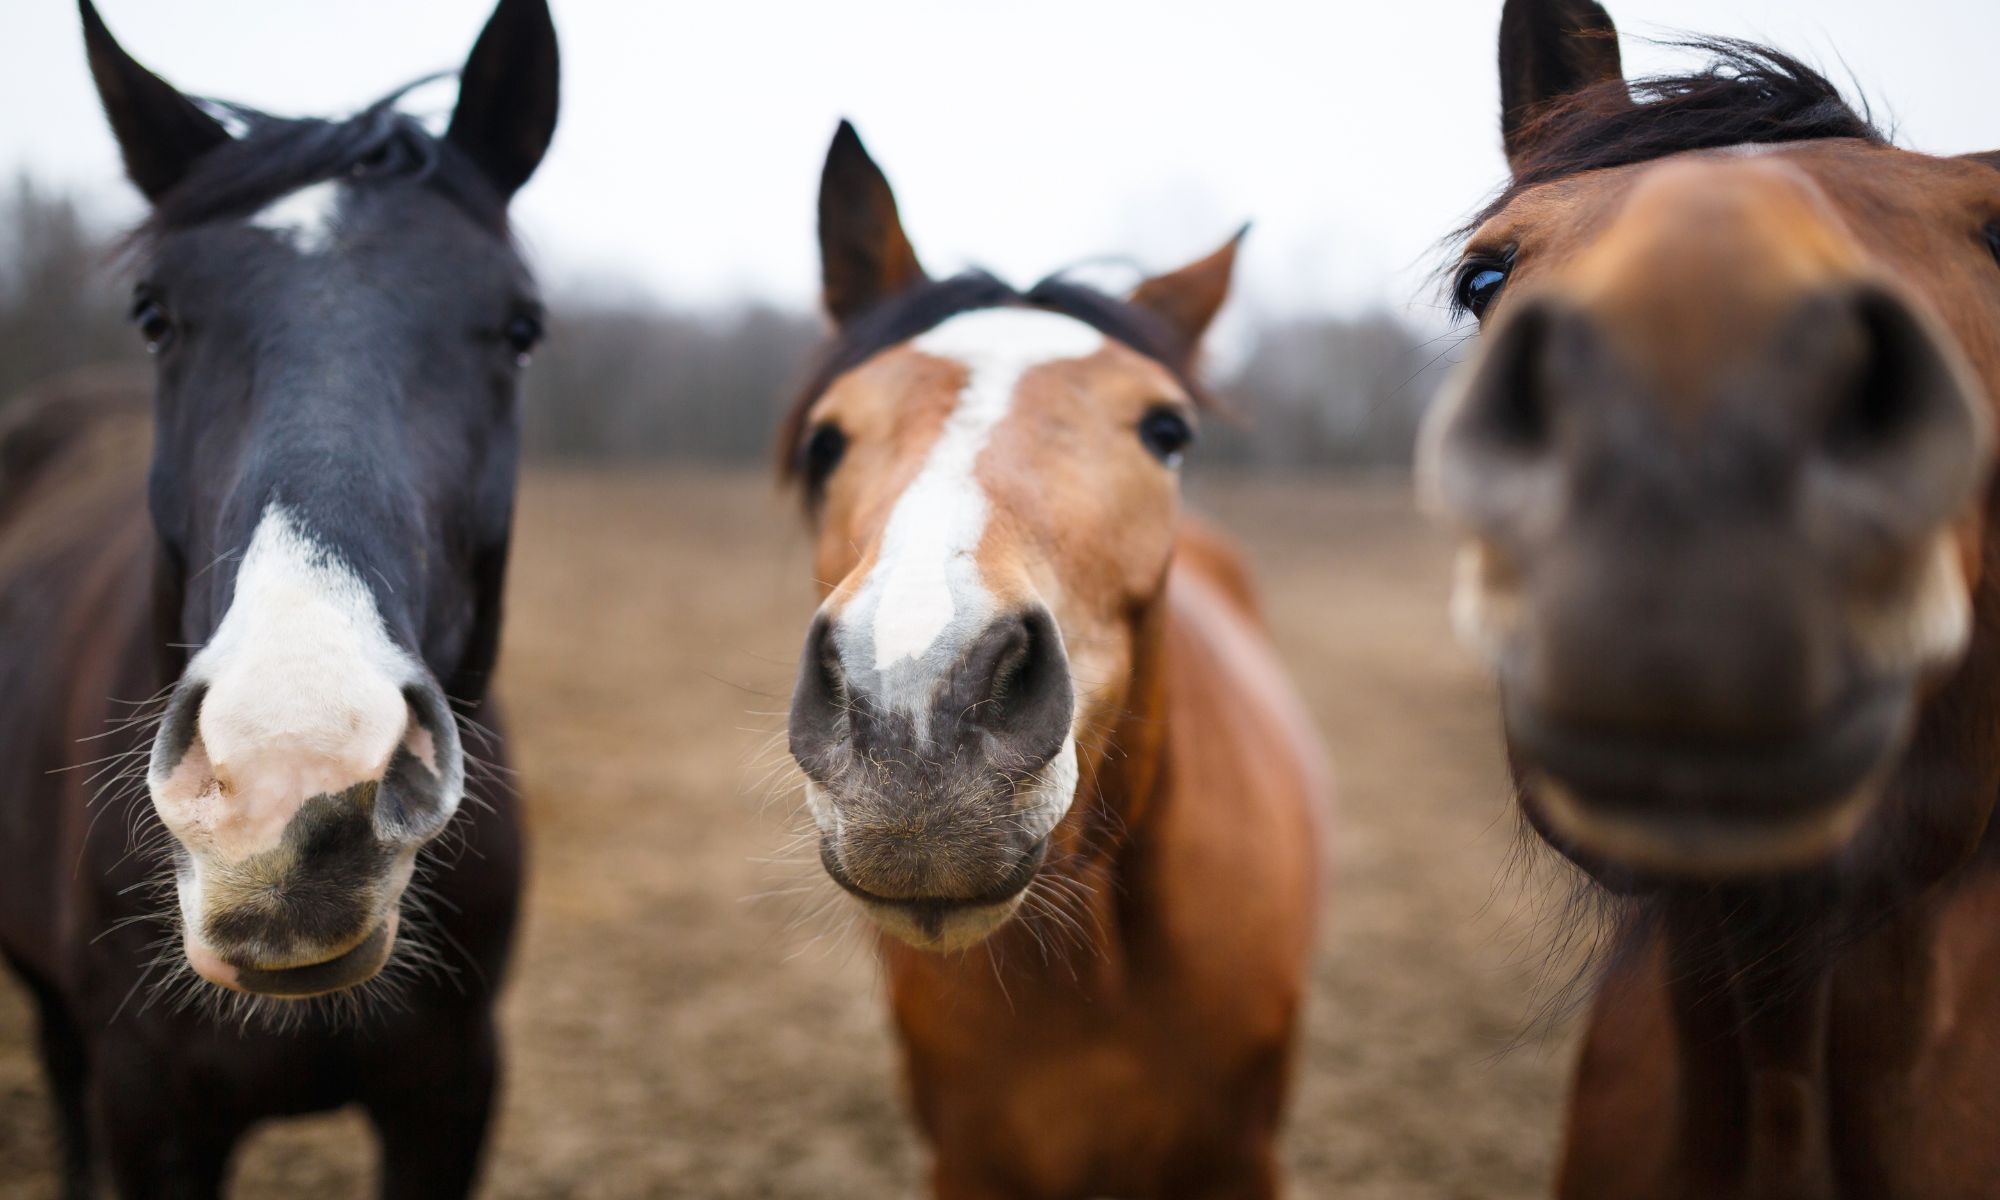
[133,78,511,251]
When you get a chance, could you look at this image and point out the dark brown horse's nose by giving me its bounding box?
[1435,283,1987,549]
[1427,281,1988,743]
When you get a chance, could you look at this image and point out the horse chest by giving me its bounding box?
[893,957,1290,1196]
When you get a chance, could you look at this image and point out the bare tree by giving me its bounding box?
[0,173,139,401]
[523,299,822,463]
[1204,312,1456,470]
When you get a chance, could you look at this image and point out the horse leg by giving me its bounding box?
[92,1044,240,1200]
[34,993,96,1198]
[3,957,95,1199]
[1158,1148,1280,1200]
[932,1157,1048,1200]
[365,1014,499,1200]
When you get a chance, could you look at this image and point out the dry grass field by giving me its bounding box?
[0,470,1584,1198]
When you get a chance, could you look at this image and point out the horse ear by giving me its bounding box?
[818,121,928,326]
[1499,0,1626,171]
[1127,225,1247,351]
[447,0,560,199]
[79,0,230,204]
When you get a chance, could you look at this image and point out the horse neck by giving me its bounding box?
[975,588,1178,991]
[1634,525,2000,1191]
[1647,861,1976,1194]
[1088,591,1176,842]
[1654,897,1846,1196]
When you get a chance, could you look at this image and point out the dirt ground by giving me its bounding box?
[0,470,1585,1198]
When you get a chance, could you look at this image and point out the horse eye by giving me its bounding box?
[801,423,847,492]
[128,293,174,353]
[1456,258,1512,320]
[504,313,544,366]
[1985,222,2000,269]
[1137,406,1194,466]
[350,142,398,178]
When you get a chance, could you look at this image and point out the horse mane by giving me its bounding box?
[137,78,509,245]
[775,270,1215,484]
[1461,37,1883,262]
[0,366,149,529]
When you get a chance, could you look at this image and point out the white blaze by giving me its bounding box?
[150,505,426,859]
[852,308,1103,671]
[249,180,344,255]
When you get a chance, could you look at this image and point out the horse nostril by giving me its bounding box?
[366,681,467,844]
[152,679,208,781]
[1467,303,1559,455]
[1786,284,1992,555]
[978,612,1052,715]
[958,609,1073,766]
[1423,300,1573,533]
[1817,287,1983,457]
[788,614,851,776]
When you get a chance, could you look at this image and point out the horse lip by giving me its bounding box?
[1505,682,1910,814]
[1504,682,1912,876]
[219,917,398,998]
[817,835,1049,910]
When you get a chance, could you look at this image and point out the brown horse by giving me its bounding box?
[0,1,555,1195]
[778,122,1329,1199]
[1422,2,2000,1197]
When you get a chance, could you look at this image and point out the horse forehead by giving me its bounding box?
[1480,145,1832,261]
[248,179,346,255]
[822,310,1106,628]
[1570,155,1866,302]
[826,308,1112,481]
[893,311,1110,491]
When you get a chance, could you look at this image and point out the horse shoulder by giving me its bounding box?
[0,369,157,987]
[1170,513,1264,623]
[1163,513,1332,845]
[1140,519,1331,1026]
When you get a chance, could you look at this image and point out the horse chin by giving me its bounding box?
[1522,774,1883,881]
[1506,683,1912,881]
[818,832,1048,953]
[860,893,1028,953]
[182,911,402,999]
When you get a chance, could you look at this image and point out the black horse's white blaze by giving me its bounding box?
[249,179,346,254]
[148,504,462,989]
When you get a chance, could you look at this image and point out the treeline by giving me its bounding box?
[0,177,1449,469]
[0,177,139,402]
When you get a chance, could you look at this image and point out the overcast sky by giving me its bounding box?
[3,0,1993,325]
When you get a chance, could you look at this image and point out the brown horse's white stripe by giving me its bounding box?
[831,307,1101,722]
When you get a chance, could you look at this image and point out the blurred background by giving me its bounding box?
[0,0,1991,1195]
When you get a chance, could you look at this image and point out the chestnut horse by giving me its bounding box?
[1422,2,2000,1196]
[0,1,555,1195]
[779,123,1328,1199]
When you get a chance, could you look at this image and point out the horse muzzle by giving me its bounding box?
[1505,680,1914,880]
[148,675,465,997]
[1424,275,1986,882]
[789,606,1080,950]
[170,784,426,997]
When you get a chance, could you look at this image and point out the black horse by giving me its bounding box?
[0,0,556,1194]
